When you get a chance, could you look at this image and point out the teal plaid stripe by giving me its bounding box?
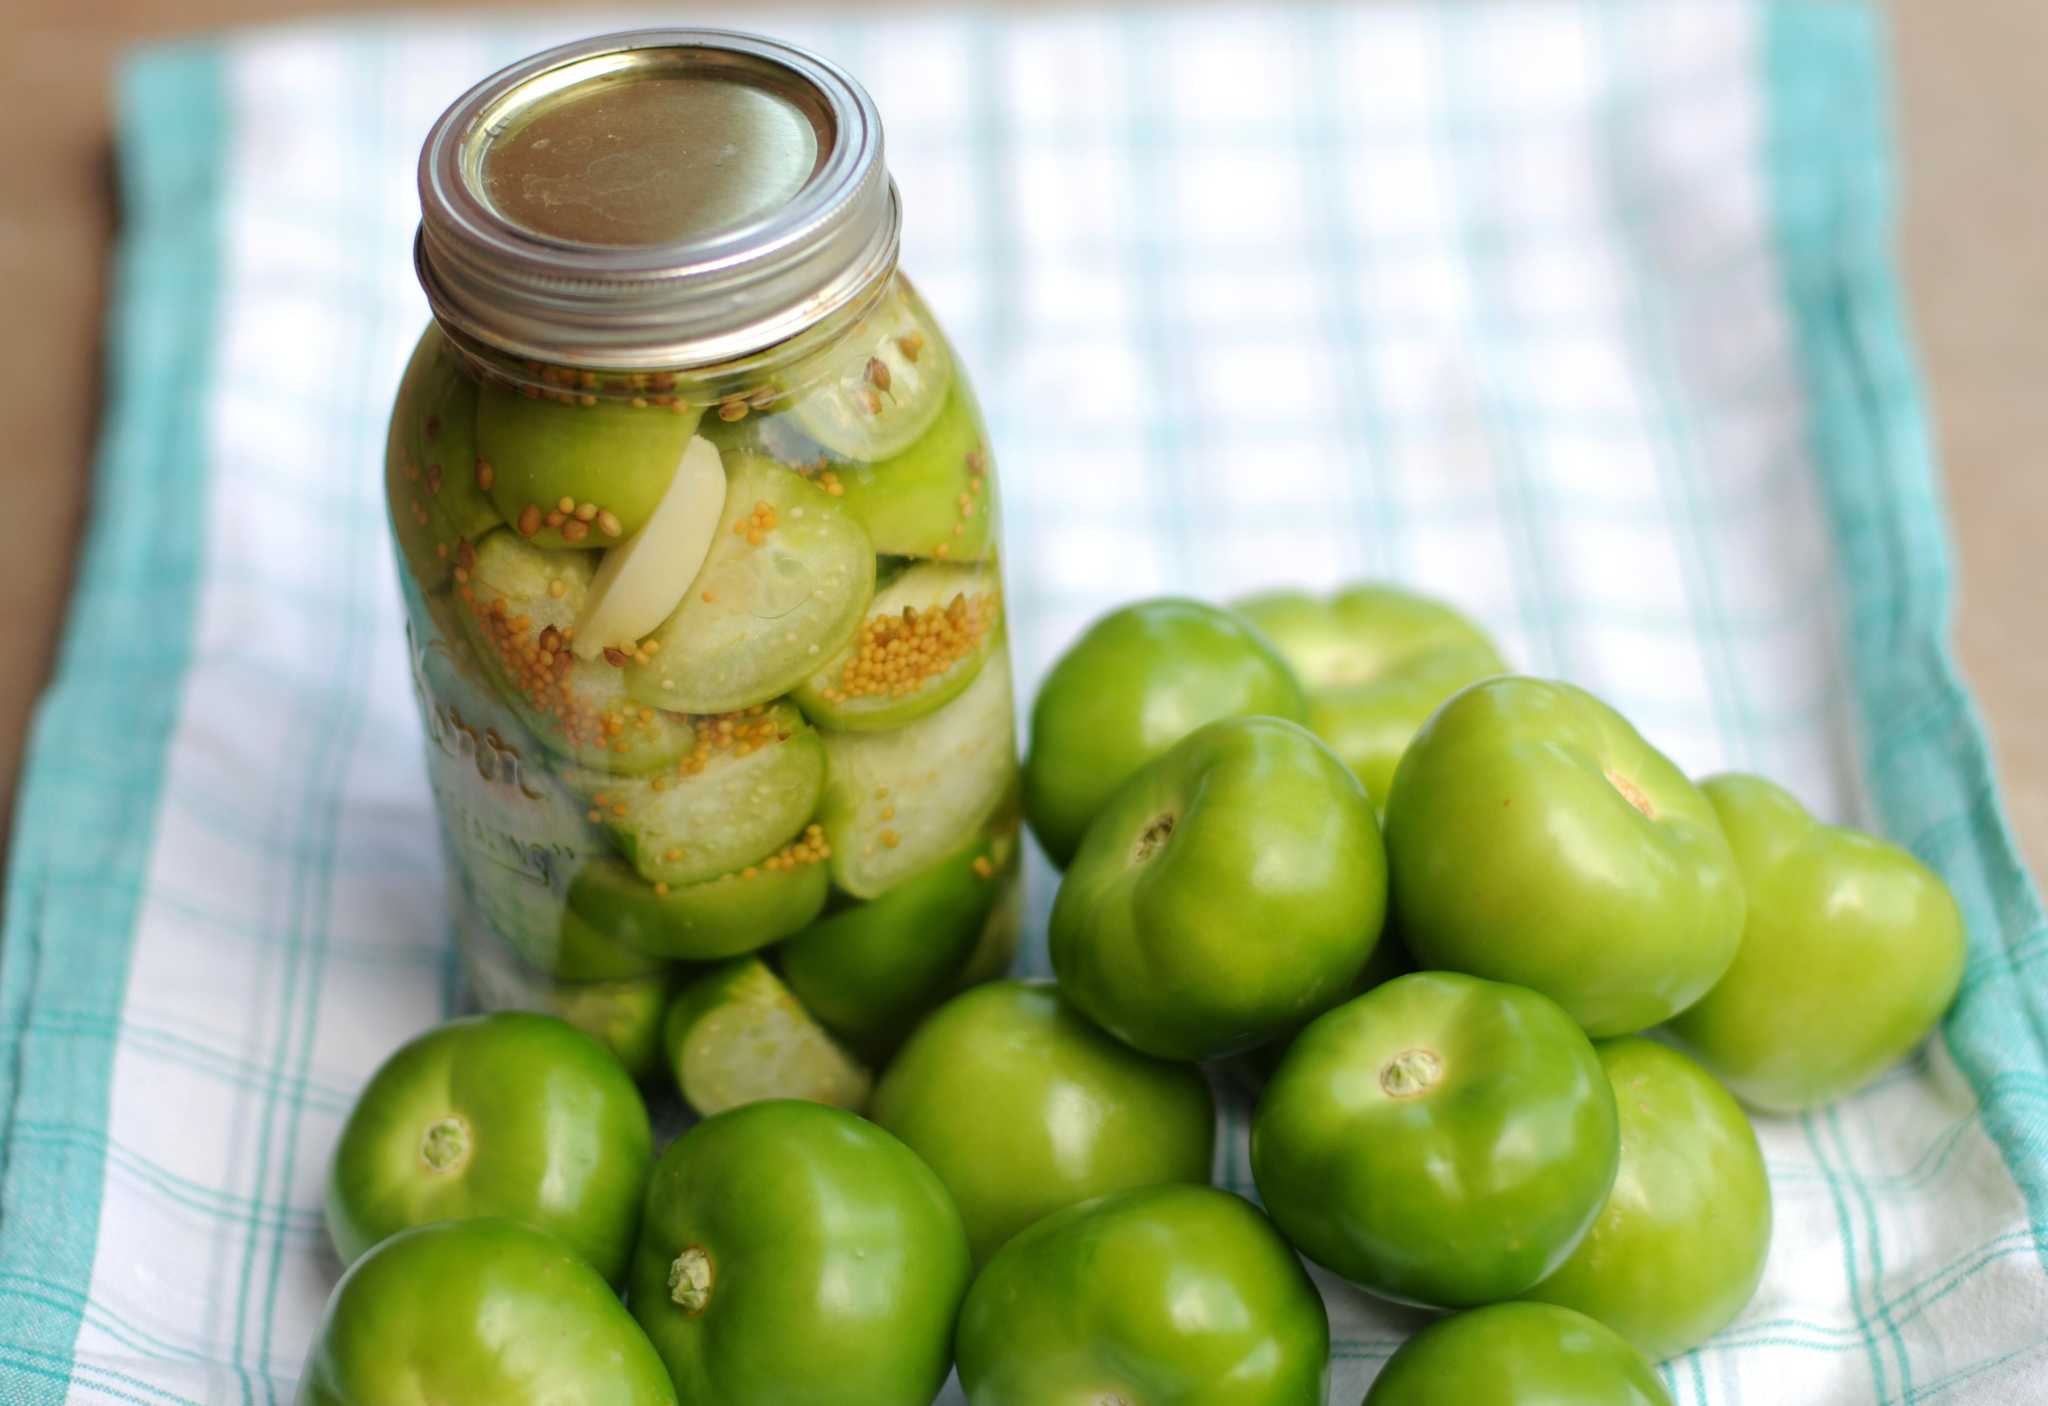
[0,43,224,1406]
[2,5,2044,1403]
[1769,0,2048,1306]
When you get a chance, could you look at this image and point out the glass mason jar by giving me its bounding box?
[385,31,1019,1092]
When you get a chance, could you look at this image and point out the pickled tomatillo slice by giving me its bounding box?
[475,380,700,550]
[778,828,1016,1062]
[1048,715,1387,1062]
[661,958,872,1118]
[556,702,826,888]
[626,454,875,714]
[817,385,995,561]
[456,529,695,773]
[819,648,1016,899]
[323,1012,652,1285]
[454,911,680,1082]
[574,434,728,659]
[788,277,952,461]
[388,328,501,592]
[793,561,1001,732]
[567,848,830,963]
[507,900,673,984]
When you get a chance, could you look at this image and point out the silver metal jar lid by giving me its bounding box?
[416,28,898,370]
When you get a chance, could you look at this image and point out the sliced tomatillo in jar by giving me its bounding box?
[556,701,826,887]
[505,900,674,984]
[387,329,503,596]
[661,957,872,1117]
[475,378,701,550]
[324,1011,653,1285]
[456,530,696,773]
[786,276,952,461]
[456,910,680,1082]
[819,647,1016,899]
[625,454,875,714]
[778,826,1018,1062]
[572,433,729,660]
[628,1100,970,1406]
[806,386,996,562]
[567,847,830,964]
[412,337,500,541]
[952,854,1025,991]
[793,561,1001,731]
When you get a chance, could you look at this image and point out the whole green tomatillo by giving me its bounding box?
[1522,1037,1771,1360]
[1364,1302,1672,1406]
[628,1099,969,1406]
[324,1012,652,1285]
[870,979,1215,1265]
[295,1218,676,1406]
[1233,583,1505,811]
[1669,772,1967,1112]
[1252,971,1618,1308]
[1024,597,1306,867]
[1050,715,1386,1061]
[956,1183,1330,1406]
[1384,675,1745,1036]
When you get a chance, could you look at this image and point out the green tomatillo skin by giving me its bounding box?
[954,1187,1327,1406]
[1522,1037,1771,1361]
[566,853,830,964]
[475,380,699,550]
[325,1012,653,1285]
[628,1100,970,1406]
[778,828,1018,1063]
[295,1218,677,1406]
[956,1183,1330,1406]
[1233,584,1499,692]
[1668,772,1967,1112]
[1251,971,1618,1308]
[1234,585,1506,813]
[1050,715,1386,1061]
[870,979,1216,1266]
[1364,1302,1672,1406]
[1384,676,1745,1036]
[1024,598,1307,867]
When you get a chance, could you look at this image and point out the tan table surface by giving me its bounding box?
[2,0,2041,878]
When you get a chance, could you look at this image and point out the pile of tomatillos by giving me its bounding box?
[298,586,1968,1406]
